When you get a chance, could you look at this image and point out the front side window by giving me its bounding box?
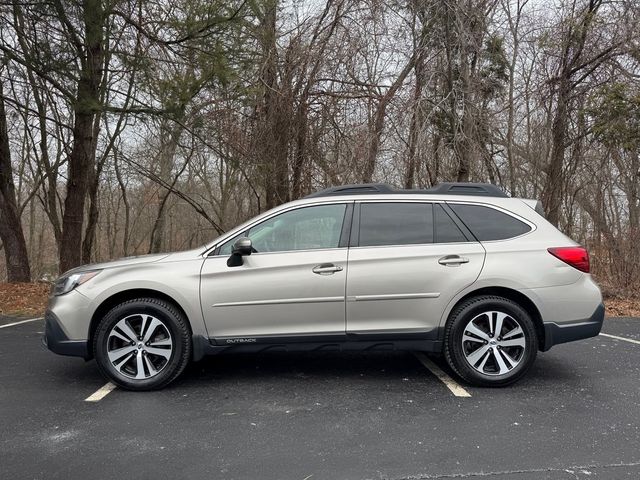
[449,204,531,241]
[219,204,347,254]
[358,202,433,247]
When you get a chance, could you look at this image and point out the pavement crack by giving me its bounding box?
[381,461,640,479]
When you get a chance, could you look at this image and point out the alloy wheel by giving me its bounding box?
[461,310,526,376]
[106,314,173,380]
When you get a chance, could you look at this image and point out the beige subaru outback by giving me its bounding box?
[44,183,604,390]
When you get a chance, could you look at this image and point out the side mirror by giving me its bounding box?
[227,237,252,267]
[232,237,253,255]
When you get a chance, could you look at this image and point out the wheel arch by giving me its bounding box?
[445,286,546,350]
[88,288,191,359]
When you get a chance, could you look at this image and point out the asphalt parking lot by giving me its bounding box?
[1,316,639,480]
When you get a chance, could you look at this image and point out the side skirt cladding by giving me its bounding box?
[191,332,443,361]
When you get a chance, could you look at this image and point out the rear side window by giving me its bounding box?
[449,204,531,241]
[359,203,433,247]
[434,204,467,243]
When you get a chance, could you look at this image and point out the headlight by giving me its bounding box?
[52,270,101,296]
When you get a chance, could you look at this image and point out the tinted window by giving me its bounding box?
[219,204,346,254]
[434,204,467,243]
[219,231,245,255]
[359,203,433,247]
[449,204,531,241]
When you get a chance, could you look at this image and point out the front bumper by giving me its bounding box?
[542,303,605,351]
[43,310,90,359]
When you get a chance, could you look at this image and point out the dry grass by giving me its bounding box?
[596,277,640,317]
[604,297,640,317]
[0,283,50,317]
[0,281,638,318]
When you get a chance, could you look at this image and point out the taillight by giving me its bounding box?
[547,247,590,273]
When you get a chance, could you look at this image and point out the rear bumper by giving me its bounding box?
[542,303,605,351]
[43,311,90,359]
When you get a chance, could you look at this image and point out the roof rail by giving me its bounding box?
[418,182,509,198]
[304,183,395,198]
[305,182,509,199]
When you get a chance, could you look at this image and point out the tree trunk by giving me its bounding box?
[81,110,104,264]
[404,44,426,189]
[404,82,422,189]
[114,150,131,257]
[542,78,569,226]
[291,100,309,199]
[0,82,31,282]
[256,0,290,209]
[541,0,605,227]
[59,0,104,273]
[12,3,63,250]
[149,121,183,253]
[363,55,416,183]
[81,157,100,264]
[503,0,526,196]
[290,1,342,199]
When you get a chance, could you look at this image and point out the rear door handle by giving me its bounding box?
[438,255,469,266]
[312,263,343,275]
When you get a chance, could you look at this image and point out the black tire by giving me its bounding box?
[444,295,538,387]
[93,297,191,391]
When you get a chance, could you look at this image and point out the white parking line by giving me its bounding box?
[0,317,43,329]
[600,333,640,345]
[85,383,117,402]
[414,352,471,397]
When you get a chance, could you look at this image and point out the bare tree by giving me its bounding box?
[0,79,30,281]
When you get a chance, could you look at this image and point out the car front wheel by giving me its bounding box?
[93,298,191,391]
[444,295,538,387]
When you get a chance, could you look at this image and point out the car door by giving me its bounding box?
[346,201,485,337]
[200,202,352,341]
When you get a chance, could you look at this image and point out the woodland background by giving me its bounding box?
[0,0,638,297]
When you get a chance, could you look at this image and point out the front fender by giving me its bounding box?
[76,257,208,338]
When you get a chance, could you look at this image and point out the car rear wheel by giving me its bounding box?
[444,295,538,387]
[94,298,191,391]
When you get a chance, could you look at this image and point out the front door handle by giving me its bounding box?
[312,263,343,275]
[438,255,469,266]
